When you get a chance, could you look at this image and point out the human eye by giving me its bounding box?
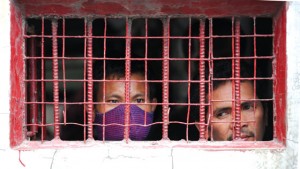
[241,102,254,111]
[106,99,119,103]
[135,98,145,103]
[214,108,231,119]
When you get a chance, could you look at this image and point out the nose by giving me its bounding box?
[241,111,255,128]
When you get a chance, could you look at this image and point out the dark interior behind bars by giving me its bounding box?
[25,16,273,141]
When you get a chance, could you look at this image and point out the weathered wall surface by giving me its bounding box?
[0,1,299,169]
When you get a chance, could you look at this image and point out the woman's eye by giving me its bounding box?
[136,98,145,103]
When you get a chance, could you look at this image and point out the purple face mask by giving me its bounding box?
[94,104,153,141]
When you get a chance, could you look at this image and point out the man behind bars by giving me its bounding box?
[189,60,271,141]
[92,60,157,140]
[61,60,157,141]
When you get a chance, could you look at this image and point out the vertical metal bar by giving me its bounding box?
[233,18,241,140]
[144,18,149,125]
[41,17,46,141]
[208,18,213,140]
[52,19,60,139]
[186,17,192,141]
[87,19,94,140]
[162,18,170,140]
[102,18,107,141]
[124,17,132,141]
[28,32,38,139]
[199,18,206,140]
[253,17,258,140]
[83,18,87,141]
[62,18,67,126]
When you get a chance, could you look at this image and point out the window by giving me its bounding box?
[10,0,286,148]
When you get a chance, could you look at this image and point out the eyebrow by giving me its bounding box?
[105,94,122,100]
[131,93,146,99]
[241,101,254,107]
[213,101,256,114]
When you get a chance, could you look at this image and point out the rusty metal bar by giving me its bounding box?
[186,17,192,141]
[253,17,258,141]
[199,18,206,140]
[41,17,46,141]
[62,18,67,126]
[233,18,241,140]
[144,18,149,125]
[83,18,87,141]
[27,31,38,139]
[124,17,132,141]
[86,19,94,140]
[162,18,170,140]
[52,19,60,139]
[102,18,107,141]
[208,18,213,140]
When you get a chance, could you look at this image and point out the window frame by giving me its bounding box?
[10,0,286,149]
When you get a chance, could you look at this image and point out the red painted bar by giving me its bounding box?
[51,19,60,139]
[27,36,38,138]
[199,19,206,140]
[62,18,67,126]
[186,17,192,140]
[41,17,46,141]
[162,18,170,140]
[253,17,258,141]
[208,18,213,140]
[124,17,131,141]
[87,19,94,140]
[233,18,241,140]
[144,18,149,126]
[102,18,107,141]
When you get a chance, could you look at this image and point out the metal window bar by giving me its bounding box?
[86,19,94,140]
[51,19,60,139]
[162,17,170,140]
[198,18,206,140]
[102,18,107,142]
[41,17,46,141]
[186,17,192,140]
[124,17,132,141]
[253,17,258,141]
[27,31,38,139]
[23,16,275,142]
[233,18,241,140]
[208,18,213,141]
[144,18,149,127]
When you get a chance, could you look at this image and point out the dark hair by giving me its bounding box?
[92,59,156,101]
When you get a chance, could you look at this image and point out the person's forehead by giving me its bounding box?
[106,72,145,80]
[98,73,147,94]
[212,81,254,99]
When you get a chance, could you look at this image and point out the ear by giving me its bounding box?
[150,98,157,112]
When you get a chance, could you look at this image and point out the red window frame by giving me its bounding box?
[10,0,286,149]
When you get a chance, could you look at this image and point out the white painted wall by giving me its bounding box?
[0,1,299,169]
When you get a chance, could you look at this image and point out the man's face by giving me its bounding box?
[95,73,156,115]
[209,81,265,141]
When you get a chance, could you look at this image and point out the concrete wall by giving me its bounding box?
[0,1,299,169]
